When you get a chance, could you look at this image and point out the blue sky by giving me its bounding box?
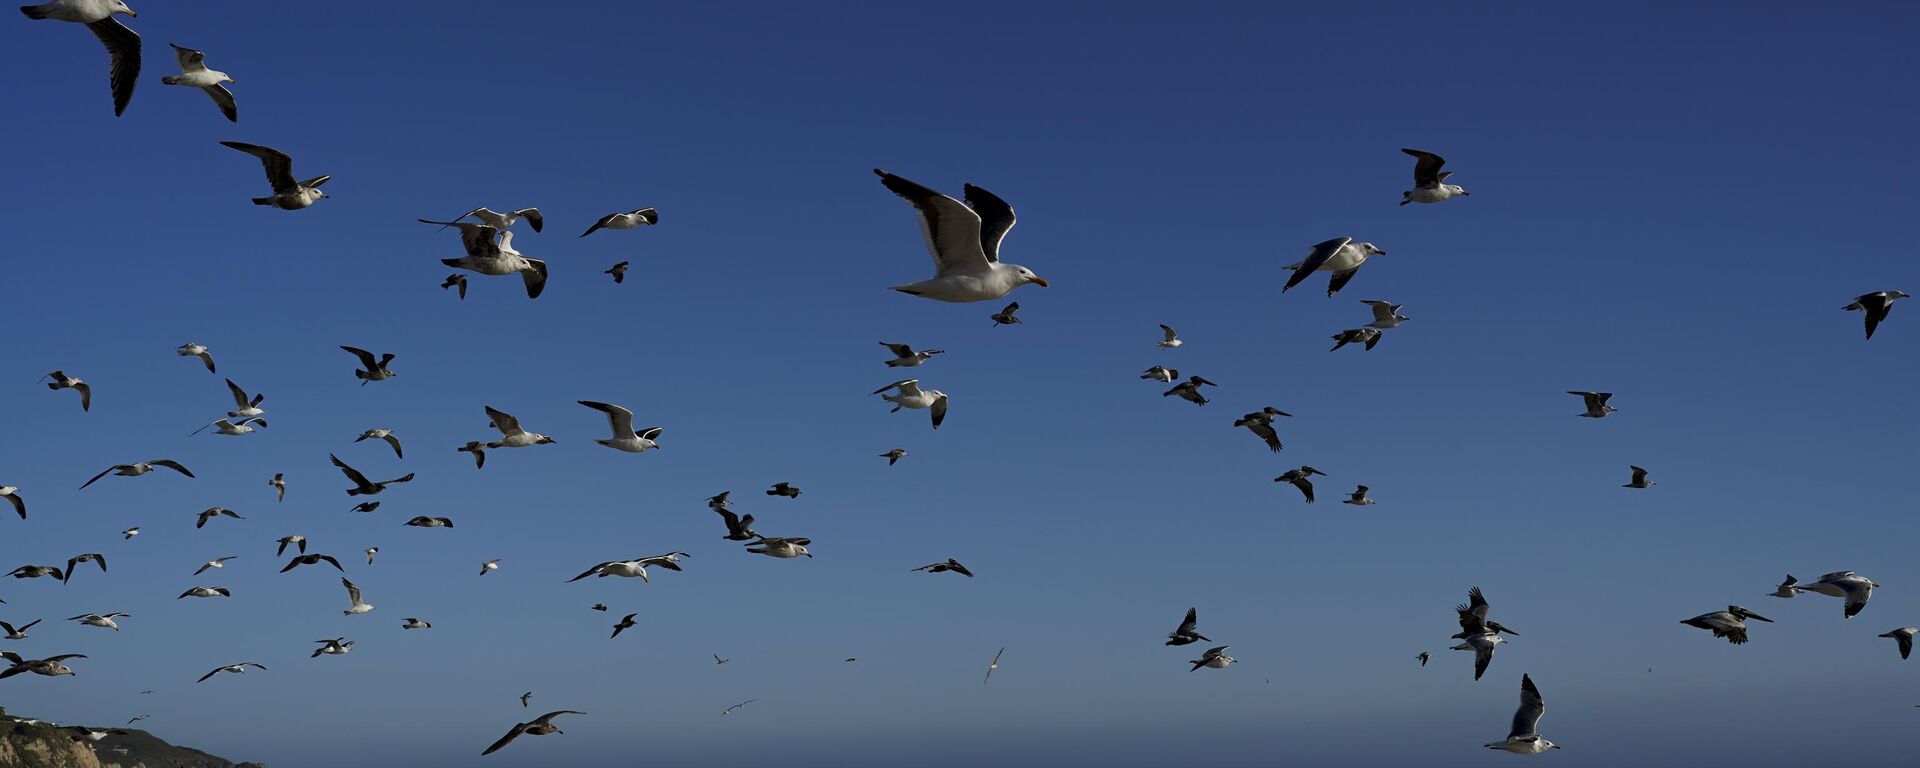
[4,1,1918,766]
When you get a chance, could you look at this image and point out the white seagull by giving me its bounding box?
[21,0,139,116]
[480,559,501,575]
[340,577,373,615]
[160,44,234,121]
[1188,645,1235,671]
[220,141,329,210]
[192,556,236,576]
[579,208,657,237]
[746,537,811,559]
[189,417,265,436]
[874,169,1047,302]
[418,219,548,299]
[312,638,354,657]
[1880,627,1918,660]
[1141,366,1178,383]
[1767,574,1801,599]
[880,342,944,367]
[197,662,265,683]
[1342,485,1375,506]
[78,459,192,490]
[40,370,91,412]
[225,378,265,417]
[67,612,130,630]
[177,586,229,599]
[0,619,41,640]
[353,428,403,459]
[485,406,556,448]
[873,379,948,429]
[402,617,431,629]
[1483,674,1559,754]
[1282,236,1387,297]
[1362,300,1409,329]
[1793,571,1879,618]
[1157,324,1183,348]
[340,346,396,384]
[1400,148,1470,206]
[445,206,543,233]
[1568,391,1616,418]
[174,343,216,373]
[577,401,661,453]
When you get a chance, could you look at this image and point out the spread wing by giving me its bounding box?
[1401,148,1447,188]
[330,454,371,487]
[963,183,1016,263]
[341,346,379,370]
[485,407,523,436]
[90,17,140,117]
[931,393,948,429]
[874,169,989,277]
[171,43,206,72]
[481,722,529,756]
[341,577,362,605]
[203,83,237,122]
[219,142,296,192]
[1508,674,1545,740]
[881,342,915,357]
[1175,608,1199,636]
[579,401,635,437]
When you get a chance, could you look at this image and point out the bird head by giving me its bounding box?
[1361,243,1386,256]
[1011,265,1048,288]
[536,435,556,445]
[111,1,135,17]
[1447,185,1470,197]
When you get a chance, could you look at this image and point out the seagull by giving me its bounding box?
[713,507,759,541]
[268,473,285,502]
[590,604,607,612]
[881,342,944,367]
[125,714,148,724]
[1399,148,1470,206]
[872,379,948,428]
[1165,607,1209,646]
[578,401,661,453]
[445,207,543,233]
[521,692,533,708]
[67,612,129,630]
[1274,466,1326,503]
[605,261,629,283]
[1140,366,1178,383]
[1451,633,1507,682]
[1623,466,1654,489]
[1282,237,1388,297]
[1568,391,1616,418]
[193,507,243,528]
[278,553,343,573]
[746,537,812,559]
[579,208,658,237]
[0,651,85,679]
[708,491,733,510]
[567,557,674,583]
[193,556,237,576]
[275,535,307,556]
[485,406,556,448]
[330,454,414,497]
[121,527,138,540]
[722,700,754,716]
[1484,674,1559,754]
[160,44,234,121]
[311,638,354,657]
[713,655,728,665]
[766,482,801,499]
[881,448,909,466]
[68,727,129,742]
[365,547,378,565]
[1163,375,1216,405]
[989,302,1023,326]
[442,274,467,299]
[418,220,548,299]
[1681,606,1772,644]
[1453,587,1522,639]
[1189,645,1235,671]
[219,142,329,209]
[0,619,41,639]
[457,442,488,469]
[1416,652,1430,667]
[196,662,265,683]
[912,559,973,577]
[403,516,454,528]
[350,502,381,513]
[40,371,91,411]
[340,577,372,615]
[21,0,139,116]
[174,343,216,373]
[1880,628,1919,660]
[1843,290,1908,340]
[60,553,105,584]
[1362,300,1409,329]
[225,378,265,418]
[354,429,404,459]
[403,618,430,629]
[1768,574,1801,599]
[8,565,64,580]
[481,710,585,756]
[1329,328,1382,352]
[1342,485,1376,506]
[0,487,24,519]
[1794,571,1879,618]
[340,346,397,384]
[480,559,500,575]
[189,417,265,436]
[874,169,1047,302]
[610,613,636,638]
[1156,324,1183,348]
[176,586,229,599]
[985,647,1005,684]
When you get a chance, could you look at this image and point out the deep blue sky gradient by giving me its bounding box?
[3,2,1918,766]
